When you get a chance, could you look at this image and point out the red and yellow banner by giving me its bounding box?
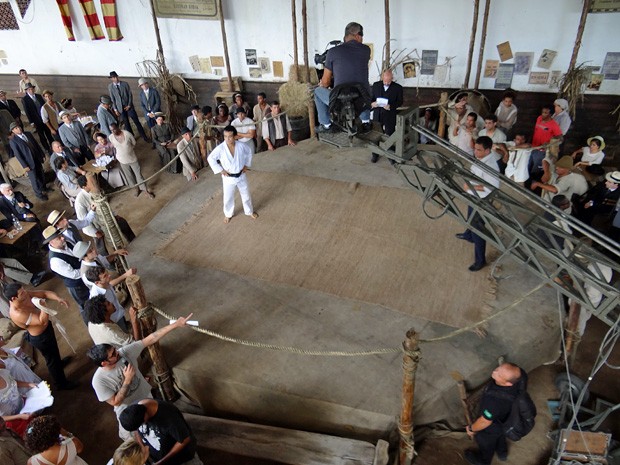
[78,0,105,40]
[55,0,75,41]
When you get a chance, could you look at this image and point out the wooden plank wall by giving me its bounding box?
[1,74,618,165]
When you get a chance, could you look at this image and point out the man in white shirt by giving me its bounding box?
[231,107,256,155]
[207,125,259,224]
[85,265,136,332]
[455,136,500,271]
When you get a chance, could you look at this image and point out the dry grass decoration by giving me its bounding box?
[136,53,196,133]
[557,62,590,121]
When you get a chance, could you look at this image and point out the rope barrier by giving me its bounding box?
[142,280,545,356]
[104,111,290,197]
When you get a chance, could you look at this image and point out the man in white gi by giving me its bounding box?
[207,125,258,224]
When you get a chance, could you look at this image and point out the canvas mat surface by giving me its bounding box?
[156,171,493,328]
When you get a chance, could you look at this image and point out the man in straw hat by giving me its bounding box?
[47,207,96,248]
[574,171,620,227]
[531,155,588,202]
[43,226,91,324]
[138,77,161,133]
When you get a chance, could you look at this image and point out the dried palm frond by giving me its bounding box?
[611,103,620,133]
[558,62,590,121]
[136,51,196,133]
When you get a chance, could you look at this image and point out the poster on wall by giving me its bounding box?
[528,72,549,85]
[590,0,620,12]
[199,58,212,74]
[403,62,416,78]
[494,63,514,89]
[497,41,513,62]
[188,55,201,72]
[245,49,257,66]
[259,57,271,74]
[513,53,534,75]
[602,52,620,80]
[537,49,557,69]
[484,60,499,78]
[433,64,448,83]
[210,56,225,67]
[273,61,284,78]
[154,0,219,19]
[249,68,262,79]
[549,70,563,88]
[420,50,438,75]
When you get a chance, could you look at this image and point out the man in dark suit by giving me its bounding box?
[8,122,48,200]
[0,89,22,122]
[107,71,149,141]
[21,83,53,151]
[138,78,161,131]
[370,69,403,163]
[0,183,38,222]
[371,69,403,136]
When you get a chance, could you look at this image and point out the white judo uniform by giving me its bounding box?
[207,140,255,218]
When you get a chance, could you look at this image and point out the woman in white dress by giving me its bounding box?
[571,136,606,168]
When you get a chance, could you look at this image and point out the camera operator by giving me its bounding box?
[314,22,372,133]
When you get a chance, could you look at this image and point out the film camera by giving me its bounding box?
[314,40,343,66]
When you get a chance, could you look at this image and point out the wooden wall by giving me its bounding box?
[1,74,618,164]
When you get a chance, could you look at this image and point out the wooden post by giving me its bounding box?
[568,0,591,71]
[291,0,299,82]
[218,0,233,91]
[473,0,491,89]
[398,329,420,465]
[384,0,390,70]
[126,275,178,402]
[148,0,165,63]
[463,0,480,89]
[437,92,448,139]
[565,301,581,366]
[301,0,310,83]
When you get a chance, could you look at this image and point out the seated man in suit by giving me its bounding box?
[8,122,49,201]
[574,171,620,227]
[0,183,38,223]
[49,141,82,173]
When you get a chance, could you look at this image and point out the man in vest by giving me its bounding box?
[262,101,295,151]
[40,90,64,142]
[44,226,91,325]
[47,208,96,249]
[465,363,522,465]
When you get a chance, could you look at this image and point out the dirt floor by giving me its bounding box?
[7,136,619,465]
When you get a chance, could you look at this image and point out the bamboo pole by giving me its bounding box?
[463,0,480,89]
[565,301,581,367]
[398,329,420,465]
[437,92,448,138]
[301,0,310,83]
[473,0,491,89]
[126,275,178,402]
[568,0,591,71]
[291,0,299,82]
[384,0,390,70]
[218,0,233,91]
